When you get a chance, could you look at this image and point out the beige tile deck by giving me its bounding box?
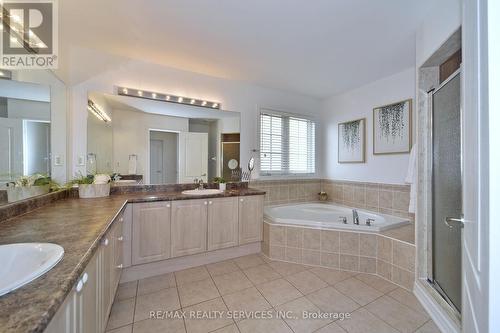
[106,253,440,333]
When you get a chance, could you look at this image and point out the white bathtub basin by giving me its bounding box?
[0,243,64,296]
[265,203,410,232]
[182,189,224,196]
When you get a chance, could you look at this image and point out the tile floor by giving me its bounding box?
[106,253,441,333]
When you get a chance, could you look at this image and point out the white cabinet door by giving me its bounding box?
[238,195,264,245]
[171,199,208,257]
[76,253,99,333]
[44,290,77,333]
[132,202,172,265]
[208,197,239,251]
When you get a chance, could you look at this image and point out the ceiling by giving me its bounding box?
[58,0,434,98]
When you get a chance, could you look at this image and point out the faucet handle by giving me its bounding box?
[338,216,348,224]
[366,218,375,226]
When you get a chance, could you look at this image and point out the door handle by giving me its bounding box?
[445,216,464,229]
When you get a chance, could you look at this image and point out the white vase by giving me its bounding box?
[78,183,110,198]
[7,185,51,203]
[219,183,227,191]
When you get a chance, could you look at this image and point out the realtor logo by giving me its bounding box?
[0,0,58,69]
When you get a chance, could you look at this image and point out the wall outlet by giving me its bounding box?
[54,155,63,166]
[78,155,85,166]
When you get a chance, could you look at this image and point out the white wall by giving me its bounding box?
[69,58,323,179]
[111,107,188,178]
[320,67,416,185]
[416,0,462,67]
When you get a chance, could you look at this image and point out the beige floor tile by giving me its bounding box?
[268,261,309,276]
[115,281,138,301]
[259,253,274,263]
[256,278,302,307]
[306,286,359,314]
[276,297,332,333]
[134,287,181,322]
[132,317,186,333]
[211,324,240,333]
[183,298,233,333]
[175,266,211,285]
[206,260,240,277]
[212,270,253,295]
[388,288,429,316]
[233,254,265,269]
[243,264,281,284]
[178,278,220,307]
[355,273,398,293]
[106,325,132,333]
[137,273,176,296]
[314,322,347,333]
[222,287,272,320]
[106,298,135,330]
[308,267,354,285]
[415,320,442,333]
[364,295,428,333]
[237,317,293,333]
[285,270,328,294]
[337,308,399,333]
[334,278,383,306]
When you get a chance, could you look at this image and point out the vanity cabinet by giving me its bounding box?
[238,195,264,245]
[207,197,239,251]
[45,215,124,333]
[171,199,208,257]
[131,201,171,265]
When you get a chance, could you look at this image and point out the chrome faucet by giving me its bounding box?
[352,209,359,225]
[197,178,204,190]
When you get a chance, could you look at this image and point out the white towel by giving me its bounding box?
[405,144,417,213]
[128,155,137,175]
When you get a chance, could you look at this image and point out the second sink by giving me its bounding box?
[182,189,224,196]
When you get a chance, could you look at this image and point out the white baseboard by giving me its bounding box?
[414,280,461,333]
[120,242,262,282]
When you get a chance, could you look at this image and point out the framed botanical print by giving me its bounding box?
[373,99,412,154]
[338,118,365,163]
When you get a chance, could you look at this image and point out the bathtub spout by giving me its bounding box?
[352,209,359,225]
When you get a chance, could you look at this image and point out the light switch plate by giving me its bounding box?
[54,155,63,166]
[78,155,85,166]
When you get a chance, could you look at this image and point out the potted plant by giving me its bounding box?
[214,177,227,191]
[69,173,111,198]
[6,174,59,202]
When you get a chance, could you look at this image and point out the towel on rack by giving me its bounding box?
[405,144,417,213]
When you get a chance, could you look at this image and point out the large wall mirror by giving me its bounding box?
[87,92,241,185]
[0,69,66,205]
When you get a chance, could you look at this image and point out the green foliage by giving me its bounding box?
[67,172,95,187]
[213,177,227,184]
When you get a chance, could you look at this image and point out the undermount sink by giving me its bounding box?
[182,189,224,196]
[114,180,137,184]
[0,243,64,296]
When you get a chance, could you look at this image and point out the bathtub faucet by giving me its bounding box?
[352,209,359,225]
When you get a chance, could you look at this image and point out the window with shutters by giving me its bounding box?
[259,110,316,175]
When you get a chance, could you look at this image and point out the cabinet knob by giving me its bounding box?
[209,201,213,205]
[82,272,88,284]
[76,279,83,293]
[118,236,124,241]
[117,264,123,269]
[240,198,244,202]
[119,217,124,222]
[103,238,109,246]
[167,204,171,208]
[204,201,208,205]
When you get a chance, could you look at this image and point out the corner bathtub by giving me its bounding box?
[264,203,410,232]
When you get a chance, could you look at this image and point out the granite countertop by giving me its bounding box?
[0,188,265,333]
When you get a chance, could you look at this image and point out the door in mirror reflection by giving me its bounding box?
[178,132,208,183]
[149,131,179,184]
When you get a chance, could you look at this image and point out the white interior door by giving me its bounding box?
[0,118,23,182]
[150,139,163,184]
[178,132,208,183]
[462,0,489,331]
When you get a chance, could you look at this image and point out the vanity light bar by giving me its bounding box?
[117,86,221,109]
[87,100,112,122]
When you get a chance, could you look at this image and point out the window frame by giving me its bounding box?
[258,108,316,177]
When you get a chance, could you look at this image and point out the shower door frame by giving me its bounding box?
[427,67,463,316]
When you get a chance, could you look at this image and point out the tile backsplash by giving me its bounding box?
[251,178,413,220]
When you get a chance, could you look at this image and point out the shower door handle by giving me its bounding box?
[445,216,464,229]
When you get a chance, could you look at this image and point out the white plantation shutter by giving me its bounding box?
[260,110,315,175]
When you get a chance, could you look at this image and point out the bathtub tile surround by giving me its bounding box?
[263,223,416,291]
[251,178,413,221]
